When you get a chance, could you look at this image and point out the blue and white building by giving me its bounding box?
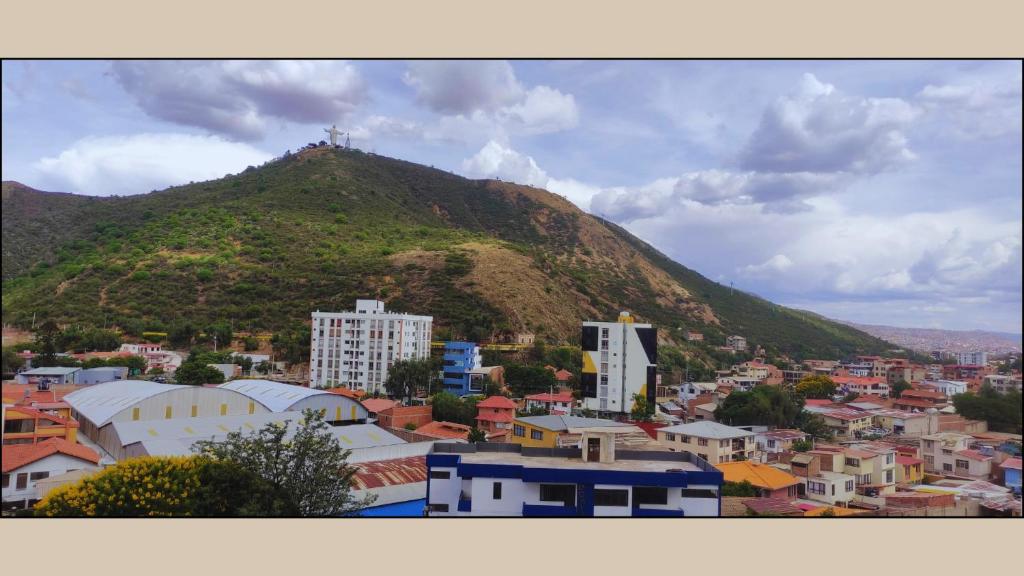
[425,428,723,517]
[441,341,483,396]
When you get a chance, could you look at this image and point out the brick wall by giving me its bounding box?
[377,405,433,430]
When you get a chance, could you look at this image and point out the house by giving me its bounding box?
[781,451,856,506]
[119,343,162,355]
[919,380,966,398]
[14,367,82,386]
[754,429,807,456]
[725,335,747,352]
[468,365,505,391]
[524,391,574,415]
[844,442,898,496]
[808,407,874,439]
[509,415,632,448]
[895,455,925,484]
[656,421,755,464]
[425,434,724,517]
[982,374,1022,394]
[684,331,703,342]
[999,457,1021,495]
[474,396,516,439]
[741,497,803,516]
[715,461,800,499]
[1,437,101,510]
[832,375,889,398]
[716,375,762,391]
[2,405,81,445]
[868,408,937,436]
[376,405,433,430]
[678,382,718,403]
[919,432,992,479]
[414,421,472,441]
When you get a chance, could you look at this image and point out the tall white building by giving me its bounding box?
[309,299,433,392]
[954,351,988,366]
[580,311,657,415]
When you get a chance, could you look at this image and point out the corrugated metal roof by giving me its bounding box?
[64,380,192,426]
[219,379,335,412]
[657,420,755,439]
[21,367,82,376]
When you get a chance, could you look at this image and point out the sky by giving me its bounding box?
[2,60,1021,333]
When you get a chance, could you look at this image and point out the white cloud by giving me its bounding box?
[739,73,920,174]
[461,140,549,187]
[501,85,579,134]
[916,74,1023,139]
[31,133,273,196]
[111,61,366,141]
[740,254,794,276]
[403,61,523,115]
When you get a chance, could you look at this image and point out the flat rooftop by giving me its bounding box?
[457,450,702,472]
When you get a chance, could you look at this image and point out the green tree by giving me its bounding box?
[468,427,487,442]
[385,358,436,403]
[841,391,860,403]
[952,386,1023,434]
[34,320,61,366]
[271,325,311,366]
[504,364,556,397]
[630,393,654,422]
[174,362,226,386]
[796,412,834,440]
[234,354,254,373]
[714,385,804,428]
[255,360,272,375]
[243,336,260,351]
[193,409,374,516]
[792,439,813,452]
[795,374,837,399]
[1,347,26,374]
[105,354,148,375]
[890,379,912,399]
[482,377,505,397]
[721,480,758,497]
[168,322,198,349]
[430,391,463,423]
[203,322,233,349]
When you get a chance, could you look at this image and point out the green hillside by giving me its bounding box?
[2,146,894,363]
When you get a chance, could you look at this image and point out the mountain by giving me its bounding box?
[837,321,1023,355]
[2,146,895,363]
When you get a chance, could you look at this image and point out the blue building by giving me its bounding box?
[1000,458,1021,496]
[441,341,482,397]
[425,428,723,517]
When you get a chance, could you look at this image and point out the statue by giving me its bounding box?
[324,124,343,146]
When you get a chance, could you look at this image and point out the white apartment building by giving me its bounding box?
[309,299,433,392]
[579,312,657,415]
[954,351,988,366]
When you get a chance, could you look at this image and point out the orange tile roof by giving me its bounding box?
[476,396,517,409]
[2,437,100,473]
[361,398,398,413]
[2,384,79,404]
[715,461,800,490]
[327,387,365,399]
[553,369,574,382]
[414,421,471,440]
[525,392,574,403]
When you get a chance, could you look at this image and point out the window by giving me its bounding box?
[808,481,826,495]
[29,471,49,482]
[942,449,953,455]
[719,440,728,448]
[860,474,872,484]
[1,474,9,488]
[594,488,629,507]
[531,430,544,441]
[697,438,709,447]
[845,480,854,491]
[429,470,451,480]
[681,435,690,444]
[767,440,776,448]
[633,486,668,505]
[513,425,525,437]
[845,458,860,467]
[955,459,969,468]
[427,503,449,512]
[16,473,28,490]
[886,470,894,483]
[943,463,953,472]
[680,488,718,499]
[831,485,835,496]
[493,482,502,500]
[665,433,675,442]
[698,453,708,461]
[539,484,576,507]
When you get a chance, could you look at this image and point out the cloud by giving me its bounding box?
[31,133,273,196]
[740,254,794,276]
[110,61,366,141]
[461,140,549,187]
[916,74,1023,139]
[403,61,524,115]
[739,73,919,174]
[403,61,579,140]
[349,115,423,140]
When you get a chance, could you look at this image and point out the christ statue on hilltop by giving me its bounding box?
[324,124,343,146]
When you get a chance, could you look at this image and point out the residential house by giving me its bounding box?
[2,405,80,445]
[716,461,800,499]
[119,343,162,355]
[781,451,856,506]
[1,437,101,510]
[999,457,1021,495]
[524,391,574,415]
[805,407,873,439]
[725,335,747,352]
[920,432,993,479]
[833,375,890,398]
[580,312,658,416]
[909,385,955,403]
[782,368,808,386]
[509,415,631,448]
[360,398,398,419]
[754,429,807,458]
[678,382,718,403]
[869,408,937,436]
[475,396,516,439]
[415,421,472,441]
[468,366,505,391]
[684,331,704,342]
[425,434,724,517]
[895,455,925,484]
[441,342,483,397]
[716,375,761,391]
[656,421,755,464]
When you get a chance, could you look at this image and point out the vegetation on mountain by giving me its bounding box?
[3,147,896,361]
[952,386,1023,434]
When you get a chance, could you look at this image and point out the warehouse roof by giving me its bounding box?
[219,379,339,412]
[19,367,82,376]
[657,420,755,439]
[64,380,193,426]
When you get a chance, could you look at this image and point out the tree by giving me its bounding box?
[174,362,225,386]
[504,364,557,397]
[468,427,487,442]
[714,385,804,428]
[271,325,311,366]
[255,360,272,375]
[106,354,148,375]
[795,374,837,399]
[721,480,758,497]
[193,409,374,516]
[430,391,463,423]
[482,377,505,398]
[792,439,813,452]
[796,412,833,440]
[243,336,260,351]
[35,456,296,517]
[953,386,1023,434]
[234,354,254,373]
[202,322,233,349]
[385,358,436,403]
[2,347,25,374]
[168,322,198,349]
[890,379,912,399]
[630,393,654,422]
[841,391,860,403]
[34,320,61,366]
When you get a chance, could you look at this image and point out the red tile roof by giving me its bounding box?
[361,398,398,413]
[351,456,427,490]
[901,389,947,400]
[525,392,574,403]
[896,455,924,466]
[804,399,834,406]
[894,399,937,409]
[327,387,365,399]
[1,437,100,473]
[742,498,803,516]
[999,457,1022,471]
[954,449,992,462]
[476,396,517,409]
[414,421,471,440]
[553,369,574,382]
[2,384,79,404]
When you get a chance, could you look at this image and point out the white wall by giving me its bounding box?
[2,454,99,504]
[426,466,460,516]
[469,477,524,516]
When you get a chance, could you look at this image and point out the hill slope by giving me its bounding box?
[2,147,894,360]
